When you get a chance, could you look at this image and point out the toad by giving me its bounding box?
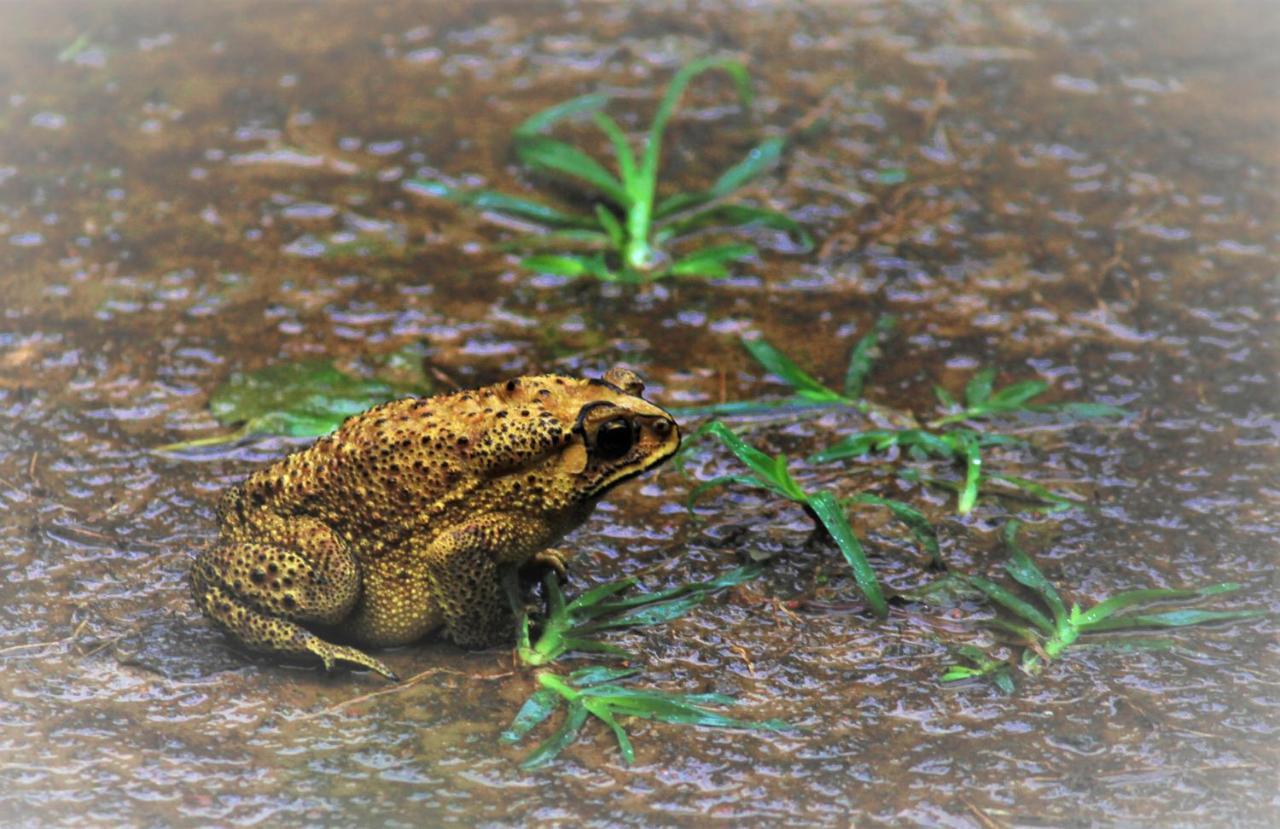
[191,367,680,680]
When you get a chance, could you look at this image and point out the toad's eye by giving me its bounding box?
[594,418,635,460]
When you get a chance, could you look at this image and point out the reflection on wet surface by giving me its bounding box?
[1,0,1276,825]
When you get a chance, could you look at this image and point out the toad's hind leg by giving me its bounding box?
[190,539,398,681]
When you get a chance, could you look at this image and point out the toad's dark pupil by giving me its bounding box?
[595,420,634,460]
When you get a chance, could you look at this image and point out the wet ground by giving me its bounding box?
[1,0,1277,826]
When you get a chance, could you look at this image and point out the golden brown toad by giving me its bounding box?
[190,367,679,681]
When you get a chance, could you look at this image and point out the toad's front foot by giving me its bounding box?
[526,547,570,581]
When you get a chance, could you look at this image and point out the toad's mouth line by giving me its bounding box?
[594,437,682,493]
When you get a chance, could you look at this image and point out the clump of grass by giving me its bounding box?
[941,521,1265,691]
[501,565,782,767]
[681,318,1125,514]
[154,358,430,454]
[408,57,811,283]
[502,666,787,769]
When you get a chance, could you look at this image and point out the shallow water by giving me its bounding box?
[1,1,1277,826]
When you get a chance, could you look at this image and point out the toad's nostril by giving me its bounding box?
[654,419,672,437]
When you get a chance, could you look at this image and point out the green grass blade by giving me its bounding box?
[565,576,639,613]
[521,253,614,281]
[1084,609,1264,632]
[641,57,752,188]
[741,338,841,401]
[591,112,637,188]
[516,92,612,136]
[964,368,996,408]
[606,695,784,731]
[807,491,888,618]
[655,205,811,251]
[843,316,895,400]
[668,242,755,278]
[654,136,786,218]
[569,666,643,687]
[555,637,634,658]
[520,700,591,769]
[594,204,626,248]
[405,178,596,229]
[1076,584,1244,628]
[957,437,982,514]
[500,688,562,743]
[985,472,1081,512]
[846,493,940,566]
[576,594,705,632]
[595,564,763,612]
[986,380,1049,409]
[697,421,792,495]
[1034,401,1129,419]
[1001,521,1068,624]
[966,575,1056,635]
[514,136,631,207]
[807,430,900,463]
[934,384,958,409]
[893,429,956,458]
[585,701,636,764]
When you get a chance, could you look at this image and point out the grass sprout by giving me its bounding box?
[408,57,811,282]
[941,521,1265,690]
[502,666,787,769]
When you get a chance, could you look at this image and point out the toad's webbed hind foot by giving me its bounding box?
[304,635,399,682]
[193,574,398,682]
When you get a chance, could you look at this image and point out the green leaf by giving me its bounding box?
[808,431,900,463]
[1001,522,1068,625]
[565,576,639,613]
[514,135,631,207]
[515,92,612,137]
[591,112,638,189]
[741,338,841,401]
[1076,583,1245,628]
[640,58,752,189]
[594,204,626,248]
[957,436,983,515]
[158,360,423,453]
[656,204,811,251]
[986,380,1049,409]
[1036,401,1129,419]
[1084,609,1265,632]
[966,575,1056,635]
[668,242,755,278]
[577,594,706,632]
[846,493,940,566]
[695,421,793,496]
[806,491,888,618]
[569,666,642,687]
[934,384,958,409]
[654,137,786,218]
[843,316,895,400]
[964,368,997,408]
[520,700,591,769]
[584,701,636,764]
[501,689,562,743]
[985,472,1081,512]
[404,178,596,229]
[520,253,613,280]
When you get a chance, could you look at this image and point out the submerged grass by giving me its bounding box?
[941,521,1265,691]
[408,57,811,283]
